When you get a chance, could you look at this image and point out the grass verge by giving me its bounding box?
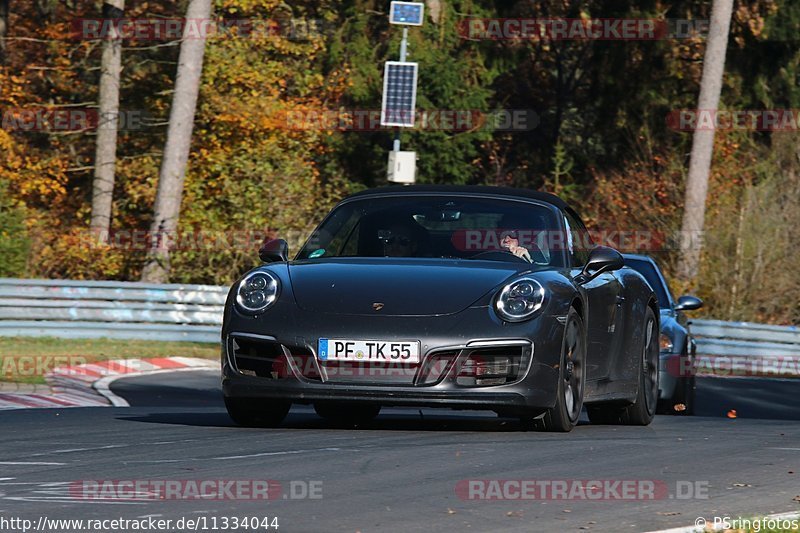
[0,336,220,384]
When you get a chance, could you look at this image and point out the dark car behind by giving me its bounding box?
[623,254,703,414]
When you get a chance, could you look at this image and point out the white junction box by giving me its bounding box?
[387,150,416,184]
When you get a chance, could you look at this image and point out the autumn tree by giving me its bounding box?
[0,0,9,64]
[677,0,734,283]
[90,0,125,240]
[140,0,213,283]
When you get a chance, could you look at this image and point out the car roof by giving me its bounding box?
[621,253,675,308]
[346,185,570,210]
[622,253,656,263]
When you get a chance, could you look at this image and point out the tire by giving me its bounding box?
[587,306,659,426]
[522,307,586,432]
[314,401,381,425]
[225,397,291,427]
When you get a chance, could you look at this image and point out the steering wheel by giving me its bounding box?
[468,250,531,264]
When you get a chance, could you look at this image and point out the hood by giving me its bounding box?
[288,258,529,316]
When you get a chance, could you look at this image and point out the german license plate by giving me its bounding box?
[318,339,421,363]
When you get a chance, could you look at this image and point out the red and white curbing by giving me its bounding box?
[0,357,219,410]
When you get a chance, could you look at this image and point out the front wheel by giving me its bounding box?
[587,306,659,426]
[522,307,586,432]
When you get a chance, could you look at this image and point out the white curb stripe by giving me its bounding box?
[170,356,218,368]
[0,357,219,411]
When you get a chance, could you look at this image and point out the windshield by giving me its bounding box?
[624,257,673,309]
[296,196,565,266]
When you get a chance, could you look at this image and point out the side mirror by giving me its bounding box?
[259,238,288,263]
[674,295,703,311]
[576,246,624,284]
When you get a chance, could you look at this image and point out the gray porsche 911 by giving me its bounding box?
[221,186,659,432]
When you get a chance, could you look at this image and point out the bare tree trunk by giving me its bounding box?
[90,0,125,240]
[425,0,441,24]
[140,0,212,282]
[676,0,734,284]
[0,0,9,64]
[727,186,749,320]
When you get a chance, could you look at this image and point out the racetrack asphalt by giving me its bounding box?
[0,370,797,533]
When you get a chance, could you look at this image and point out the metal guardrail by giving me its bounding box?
[692,319,800,356]
[0,278,227,344]
[691,318,800,378]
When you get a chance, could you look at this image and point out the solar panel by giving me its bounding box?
[389,2,425,26]
[380,61,418,127]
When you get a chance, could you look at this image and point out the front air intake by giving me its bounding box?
[229,336,320,381]
[455,346,525,387]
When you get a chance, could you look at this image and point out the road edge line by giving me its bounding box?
[92,366,219,407]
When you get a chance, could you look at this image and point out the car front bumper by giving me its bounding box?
[222,368,553,410]
[221,306,566,413]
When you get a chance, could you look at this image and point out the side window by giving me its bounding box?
[338,221,361,256]
[562,210,592,267]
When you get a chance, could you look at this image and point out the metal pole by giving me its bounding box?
[399,27,408,61]
[393,27,409,153]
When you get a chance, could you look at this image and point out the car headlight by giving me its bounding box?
[235,269,280,314]
[659,333,674,353]
[494,278,545,322]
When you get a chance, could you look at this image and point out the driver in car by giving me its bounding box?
[501,230,533,262]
